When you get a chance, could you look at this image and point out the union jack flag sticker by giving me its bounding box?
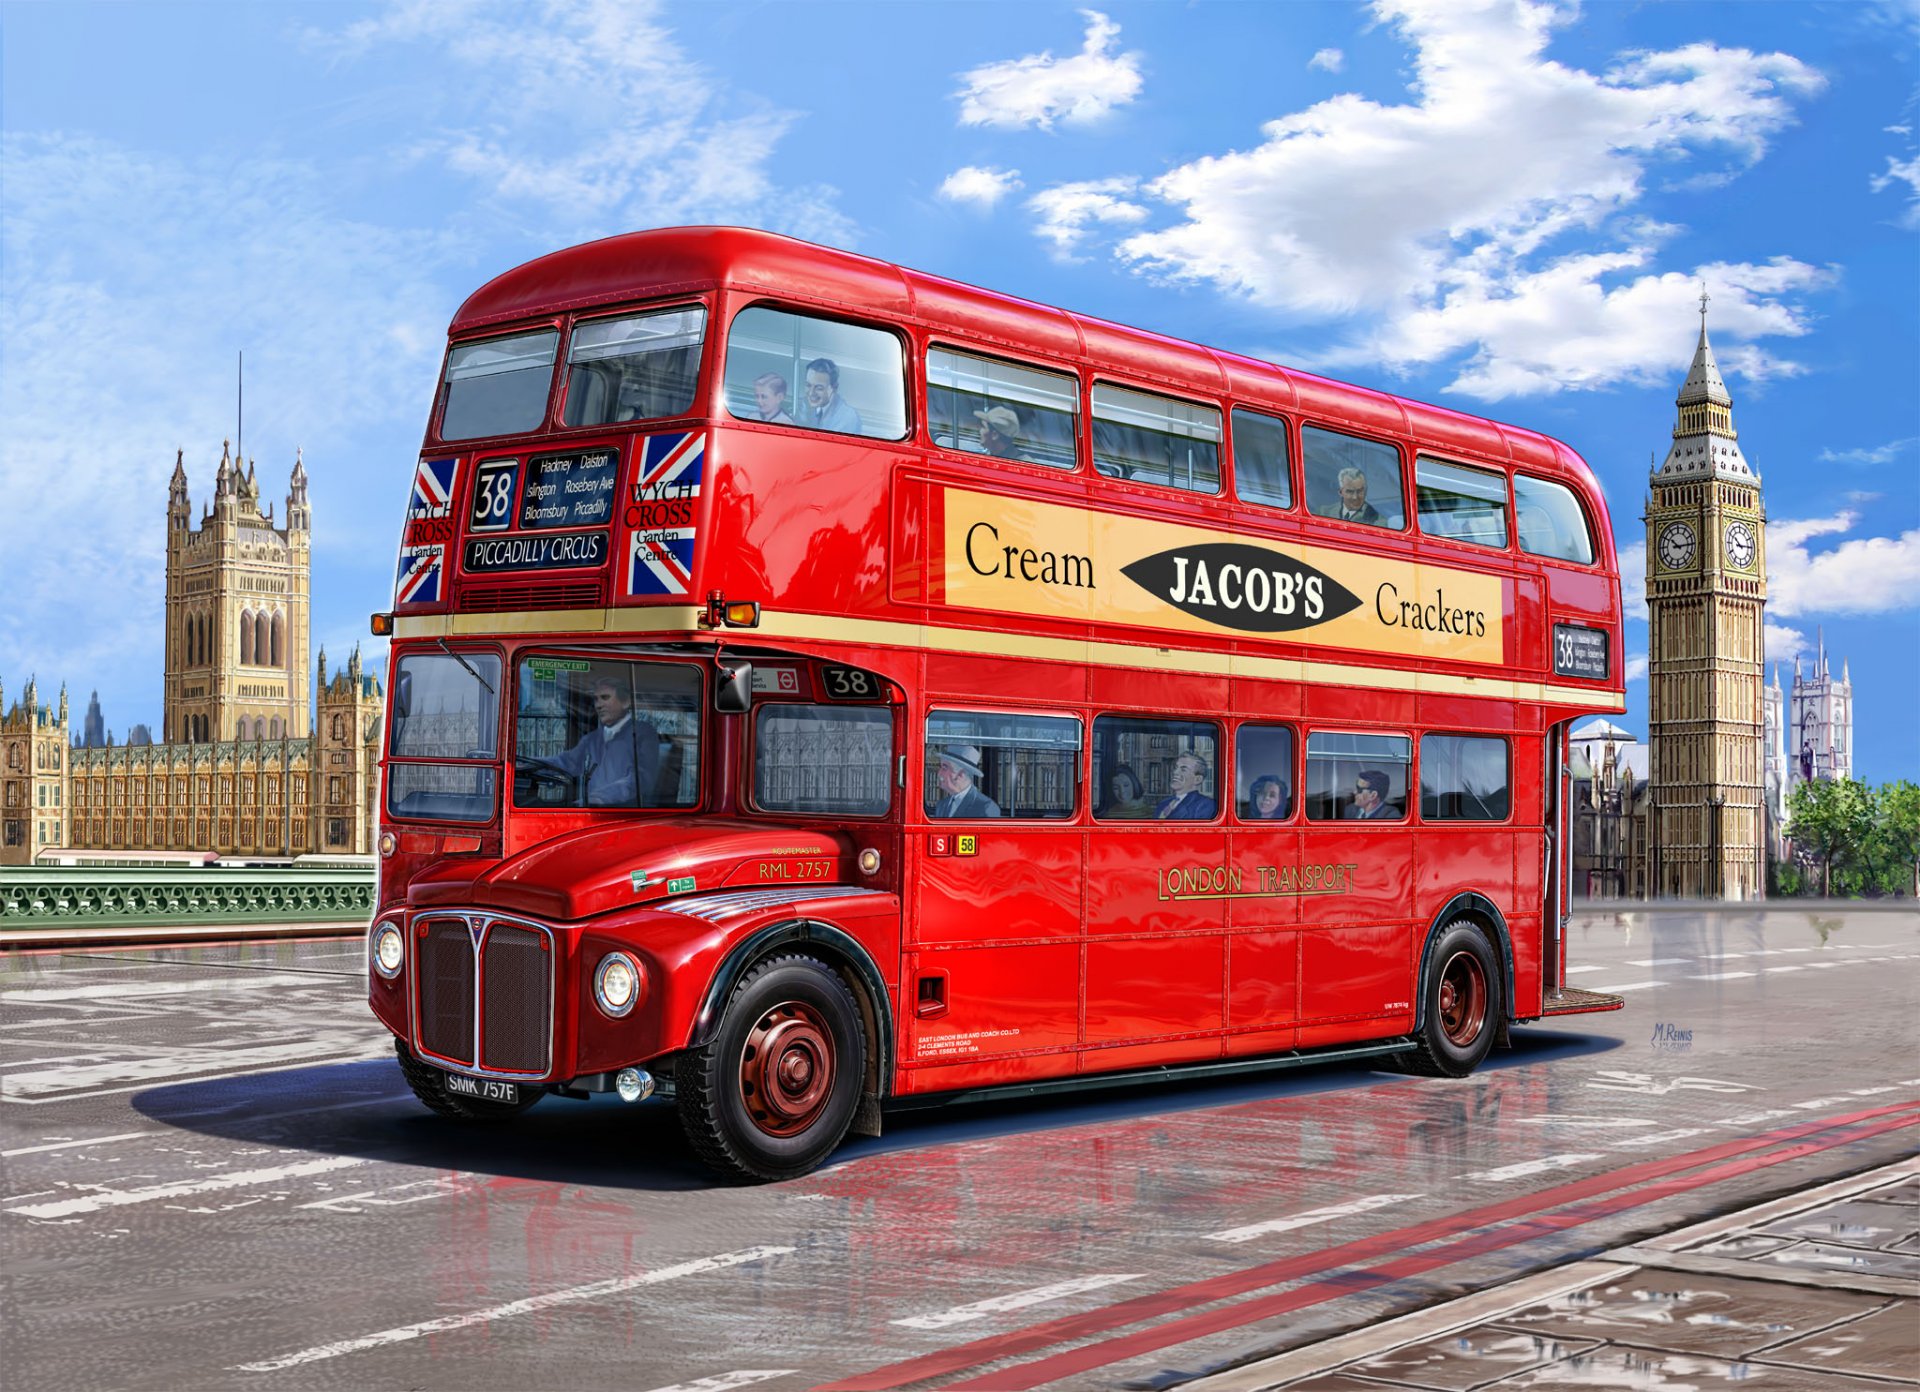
[394,543,445,605]
[627,431,704,597]
[409,456,458,519]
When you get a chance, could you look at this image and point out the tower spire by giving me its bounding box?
[1654,285,1753,482]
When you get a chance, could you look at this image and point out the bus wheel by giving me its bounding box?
[394,1038,545,1120]
[1397,922,1500,1077]
[677,955,866,1183]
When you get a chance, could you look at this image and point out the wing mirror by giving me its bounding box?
[715,661,753,713]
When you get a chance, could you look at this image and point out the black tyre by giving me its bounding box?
[1397,921,1501,1078]
[677,955,866,1183]
[394,1038,545,1120]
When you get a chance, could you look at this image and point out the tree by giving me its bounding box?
[1786,777,1874,898]
[1876,780,1920,899]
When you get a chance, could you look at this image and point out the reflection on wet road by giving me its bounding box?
[2,907,1915,1390]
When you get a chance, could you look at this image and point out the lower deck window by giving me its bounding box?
[1305,731,1411,821]
[1421,734,1511,820]
[1093,716,1220,820]
[755,705,893,817]
[925,712,1081,819]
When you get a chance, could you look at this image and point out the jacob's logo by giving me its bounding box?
[1122,543,1362,633]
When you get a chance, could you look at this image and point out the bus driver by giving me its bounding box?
[527,674,658,807]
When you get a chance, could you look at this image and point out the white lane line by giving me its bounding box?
[643,1374,794,1392]
[235,1246,794,1371]
[1690,970,1754,980]
[1465,1154,1603,1183]
[1,974,337,1004]
[1624,958,1691,967]
[1719,1109,1799,1126]
[1610,1128,1709,1149]
[1849,1086,1900,1096]
[1777,947,1814,954]
[1207,1193,1418,1244]
[2,1130,152,1158]
[893,1273,1143,1331]
[1765,965,1806,974]
[1793,1095,1859,1110]
[7,1154,366,1219]
[1596,981,1666,992]
[1562,965,1607,976]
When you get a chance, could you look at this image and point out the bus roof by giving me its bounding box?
[452,225,1598,492]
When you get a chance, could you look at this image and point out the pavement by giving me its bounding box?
[1184,1156,1920,1390]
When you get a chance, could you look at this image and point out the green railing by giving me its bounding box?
[0,866,376,930]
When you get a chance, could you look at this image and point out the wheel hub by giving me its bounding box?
[1438,950,1488,1048]
[740,1002,834,1136]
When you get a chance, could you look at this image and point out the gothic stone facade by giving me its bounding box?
[0,679,72,862]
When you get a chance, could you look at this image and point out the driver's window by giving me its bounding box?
[512,658,701,808]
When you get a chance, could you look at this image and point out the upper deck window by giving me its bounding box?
[1416,457,1508,549]
[440,329,559,442]
[1513,474,1596,564]
[1092,385,1222,494]
[927,348,1077,470]
[1303,426,1404,529]
[561,307,705,427]
[1231,408,1293,509]
[724,306,906,440]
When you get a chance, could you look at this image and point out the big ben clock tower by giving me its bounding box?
[1644,292,1768,899]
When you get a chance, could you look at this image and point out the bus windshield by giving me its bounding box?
[386,651,503,823]
[512,657,702,809]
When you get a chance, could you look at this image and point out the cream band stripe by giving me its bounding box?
[391,606,1627,711]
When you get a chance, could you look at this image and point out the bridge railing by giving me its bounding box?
[0,865,376,931]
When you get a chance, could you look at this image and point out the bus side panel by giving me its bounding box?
[899,943,1080,1089]
[1226,823,1303,1055]
[1296,825,1415,1041]
[1084,827,1227,1051]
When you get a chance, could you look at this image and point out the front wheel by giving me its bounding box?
[677,955,867,1183]
[1396,921,1501,1077]
[394,1038,545,1120]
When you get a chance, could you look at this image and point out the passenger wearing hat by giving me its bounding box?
[974,405,1027,460]
[931,744,1001,819]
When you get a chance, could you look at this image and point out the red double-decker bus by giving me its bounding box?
[367,227,1626,1181]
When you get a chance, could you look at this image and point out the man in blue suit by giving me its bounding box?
[1155,752,1218,819]
[537,673,658,807]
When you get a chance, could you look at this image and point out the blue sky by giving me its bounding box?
[2,0,1915,782]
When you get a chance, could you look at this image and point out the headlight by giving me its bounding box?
[594,952,643,1018]
[371,921,405,978]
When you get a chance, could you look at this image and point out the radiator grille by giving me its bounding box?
[482,925,551,1073]
[460,581,604,612]
[418,919,475,1065]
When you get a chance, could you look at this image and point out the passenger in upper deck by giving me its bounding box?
[800,358,863,434]
[1332,467,1384,526]
[975,405,1028,461]
[751,372,796,425]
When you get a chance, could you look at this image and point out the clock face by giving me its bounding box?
[1725,521,1756,570]
[1658,520,1696,570]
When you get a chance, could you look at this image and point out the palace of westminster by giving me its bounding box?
[2,305,1855,893]
[1,445,383,865]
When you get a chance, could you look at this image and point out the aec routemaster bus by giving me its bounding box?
[367,227,1626,1182]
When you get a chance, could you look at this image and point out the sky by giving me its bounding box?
[2,0,1915,783]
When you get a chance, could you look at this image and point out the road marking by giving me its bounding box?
[1794,1095,1858,1110]
[1206,1193,1418,1244]
[894,1275,1143,1331]
[7,1153,366,1219]
[234,1246,794,1371]
[1,1130,153,1158]
[1765,965,1806,974]
[1464,1153,1602,1182]
[1589,1072,1757,1096]
[299,1177,467,1214]
[1624,958,1690,967]
[1690,970,1754,980]
[1609,1128,1709,1149]
[1596,981,1665,992]
[1849,1086,1900,1096]
[1514,1116,1657,1130]
[644,1374,794,1392]
[0,974,336,1004]
[1562,965,1607,975]
[3,1036,392,1102]
[1719,1109,1797,1125]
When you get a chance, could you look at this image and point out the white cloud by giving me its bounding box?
[1309,47,1346,73]
[1870,148,1919,227]
[305,0,854,247]
[1819,437,1919,466]
[1026,0,1826,399]
[1768,511,1920,618]
[1618,541,1647,617]
[938,166,1025,209]
[1765,622,1809,663]
[955,10,1144,130]
[1028,178,1149,259]
[1624,652,1649,682]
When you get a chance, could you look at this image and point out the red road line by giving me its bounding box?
[816,1098,1920,1392]
[955,1110,1920,1389]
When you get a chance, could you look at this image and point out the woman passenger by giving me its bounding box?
[1246,774,1290,820]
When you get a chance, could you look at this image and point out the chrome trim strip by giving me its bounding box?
[658,885,888,923]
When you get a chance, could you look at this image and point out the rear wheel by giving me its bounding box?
[677,955,866,1183]
[394,1038,545,1120]
[1397,921,1501,1077]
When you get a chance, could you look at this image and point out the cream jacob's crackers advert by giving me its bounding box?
[934,487,1504,665]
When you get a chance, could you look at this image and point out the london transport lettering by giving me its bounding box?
[1158,861,1361,902]
[936,488,1503,663]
